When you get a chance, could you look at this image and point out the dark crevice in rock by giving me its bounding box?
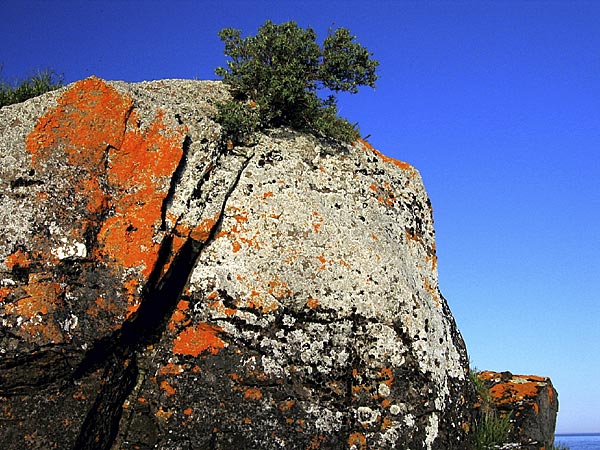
[72,354,137,450]
[70,152,254,450]
[161,134,192,231]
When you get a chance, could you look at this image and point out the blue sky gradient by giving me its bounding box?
[3,0,599,434]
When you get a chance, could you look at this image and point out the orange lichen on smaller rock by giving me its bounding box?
[489,379,540,403]
[183,407,193,416]
[173,322,226,357]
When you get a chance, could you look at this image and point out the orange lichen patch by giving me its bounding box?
[95,106,185,279]
[356,138,412,171]
[423,278,441,307]
[231,241,242,253]
[381,417,393,430]
[381,398,391,408]
[173,322,226,357]
[26,77,132,165]
[425,254,438,271]
[168,299,190,331]
[306,434,326,449]
[208,298,237,317]
[266,276,292,300]
[160,380,176,397]
[317,253,327,269]
[306,297,320,309]
[155,407,173,421]
[339,259,351,269]
[5,275,61,320]
[186,214,219,242]
[234,212,249,223]
[159,363,185,375]
[5,249,32,270]
[347,432,367,449]
[25,78,135,249]
[0,287,11,302]
[243,388,263,401]
[379,367,394,386]
[123,278,141,320]
[279,399,295,412]
[183,407,193,416]
[263,191,274,199]
[490,378,539,404]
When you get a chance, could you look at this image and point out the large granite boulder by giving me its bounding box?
[1,77,474,449]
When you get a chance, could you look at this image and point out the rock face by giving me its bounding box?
[477,371,558,450]
[1,77,474,449]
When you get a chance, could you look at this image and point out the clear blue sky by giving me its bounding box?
[3,0,599,434]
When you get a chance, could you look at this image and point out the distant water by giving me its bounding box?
[555,434,600,450]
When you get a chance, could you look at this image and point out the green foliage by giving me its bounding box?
[470,368,513,450]
[215,99,260,146]
[0,67,63,108]
[215,20,378,144]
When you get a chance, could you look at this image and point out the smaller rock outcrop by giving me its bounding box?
[477,371,558,450]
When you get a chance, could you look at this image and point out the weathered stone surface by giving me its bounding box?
[1,77,474,449]
[477,371,558,450]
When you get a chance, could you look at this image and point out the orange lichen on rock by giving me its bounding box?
[3,273,64,342]
[26,77,133,168]
[306,297,320,309]
[186,214,219,243]
[159,363,185,375]
[489,378,541,403]
[168,300,190,331]
[357,138,411,171]
[479,372,548,405]
[243,387,263,401]
[160,380,176,397]
[97,107,185,278]
[348,432,367,449]
[5,249,32,270]
[173,323,226,357]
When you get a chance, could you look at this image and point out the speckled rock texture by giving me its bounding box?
[477,371,558,450]
[1,77,474,449]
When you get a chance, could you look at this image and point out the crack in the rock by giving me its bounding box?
[71,151,254,450]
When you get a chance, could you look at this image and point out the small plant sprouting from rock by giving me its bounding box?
[470,368,513,450]
[214,20,379,146]
[0,67,63,108]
